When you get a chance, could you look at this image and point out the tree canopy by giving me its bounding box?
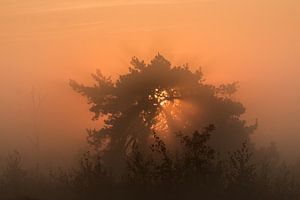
[70,54,256,168]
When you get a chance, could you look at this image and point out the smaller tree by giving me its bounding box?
[177,124,216,183]
[226,141,257,199]
[1,151,27,197]
[51,151,112,199]
[126,125,217,189]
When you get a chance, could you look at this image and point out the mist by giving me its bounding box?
[0,0,299,172]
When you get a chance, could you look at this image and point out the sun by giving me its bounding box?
[148,88,170,106]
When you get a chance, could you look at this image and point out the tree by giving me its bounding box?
[70,54,256,170]
[29,87,45,176]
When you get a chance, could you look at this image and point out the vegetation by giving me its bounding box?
[0,55,299,199]
[0,128,299,200]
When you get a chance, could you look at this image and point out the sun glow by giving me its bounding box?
[148,88,201,141]
[149,88,183,137]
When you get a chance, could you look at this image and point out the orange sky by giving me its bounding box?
[0,0,299,165]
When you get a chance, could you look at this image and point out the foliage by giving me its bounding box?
[70,54,257,169]
[1,131,300,199]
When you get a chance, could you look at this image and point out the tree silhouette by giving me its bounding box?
[70,54,256,169]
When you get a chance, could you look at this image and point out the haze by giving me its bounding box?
[0,0,299,167]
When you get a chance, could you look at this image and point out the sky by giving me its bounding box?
[0,0,299,166]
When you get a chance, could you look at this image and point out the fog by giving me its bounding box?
[0,0,299,169]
